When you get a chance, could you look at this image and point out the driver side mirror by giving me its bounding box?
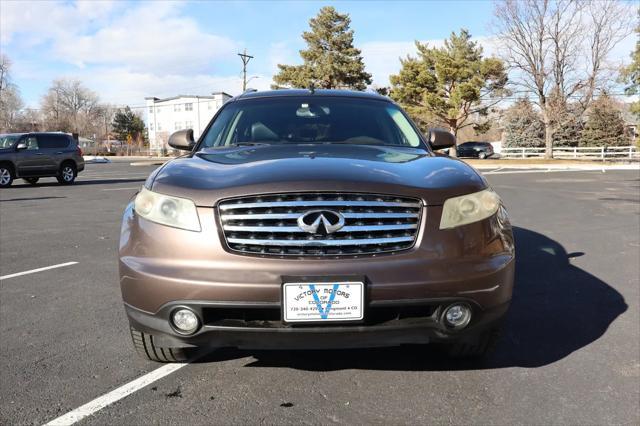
[427,128,456,150]
[168,129,195,151]
[16,142,27,150]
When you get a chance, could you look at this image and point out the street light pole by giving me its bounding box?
[238,49,254,91]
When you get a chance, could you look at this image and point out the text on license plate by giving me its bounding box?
[282,282,364,322]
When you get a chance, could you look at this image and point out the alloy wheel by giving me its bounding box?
[0,168,11,185]
[62,166,74,182]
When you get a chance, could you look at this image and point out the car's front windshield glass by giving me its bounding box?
[200,97,423,149]
[0,134,21,148]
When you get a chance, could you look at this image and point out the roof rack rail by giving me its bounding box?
[243,88,258,94]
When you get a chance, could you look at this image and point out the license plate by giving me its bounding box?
[282,282,364,323]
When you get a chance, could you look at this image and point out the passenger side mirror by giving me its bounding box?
[427,128,456,150]
[168,129,195,151]
[16,142,27,150]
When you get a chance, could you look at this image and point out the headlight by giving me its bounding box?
[440,189,500,230]
[134,187,201,231]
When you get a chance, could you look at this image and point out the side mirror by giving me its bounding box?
[16,142,27,150]
[168,129,195,151]
[427,128,456,150]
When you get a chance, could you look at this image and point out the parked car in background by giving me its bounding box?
[119,90,515,362]
[456,141,494,159]
[0,132,85,187]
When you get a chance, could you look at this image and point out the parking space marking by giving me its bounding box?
[101,187,141,191]
[482,168,601,175]
[44,362,189,425]
[0,262,78,280]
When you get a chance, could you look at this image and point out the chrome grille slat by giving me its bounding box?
[223,224,418,233]
[221,212,419,221]
[219,200,421,210]
[227,236,415,247]
[218,193,422,257]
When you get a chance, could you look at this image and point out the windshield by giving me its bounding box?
[200,97,423,148]
[0,134,21,148]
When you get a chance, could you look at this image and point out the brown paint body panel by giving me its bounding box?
[120,201,514,314]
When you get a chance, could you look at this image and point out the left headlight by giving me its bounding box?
[134,187,201,232]
[440,188,500,230]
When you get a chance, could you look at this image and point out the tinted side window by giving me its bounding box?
[22,136,39,150]
[38,134,71,149]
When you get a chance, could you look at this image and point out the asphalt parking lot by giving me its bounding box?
[0,162,638,425]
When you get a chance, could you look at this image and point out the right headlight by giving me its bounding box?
[439,188,500,230]
[134,187,201,232]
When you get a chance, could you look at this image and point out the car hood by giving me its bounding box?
[150,144,487,206]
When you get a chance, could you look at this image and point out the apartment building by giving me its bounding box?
[145,92,232,152]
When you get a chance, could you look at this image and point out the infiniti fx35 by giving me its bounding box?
[119,90,515,362]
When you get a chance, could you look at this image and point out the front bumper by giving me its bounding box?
[119,198,515,349]
[125,299,511,350]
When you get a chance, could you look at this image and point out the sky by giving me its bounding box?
[0,0,636,110]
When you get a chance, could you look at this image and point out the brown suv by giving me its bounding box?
[119,90,515,362]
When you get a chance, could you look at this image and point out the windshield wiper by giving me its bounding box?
[229,142,272,146]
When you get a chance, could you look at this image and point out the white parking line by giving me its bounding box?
[101,187,141,191]
[0,262,78,280]
[44,363,189,425]
[482,168,600,175]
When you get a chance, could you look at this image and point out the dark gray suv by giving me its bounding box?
[0,132,85,187]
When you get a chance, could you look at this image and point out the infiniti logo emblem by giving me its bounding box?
[297,210,345,234]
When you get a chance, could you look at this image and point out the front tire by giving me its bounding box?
[443,327,501,359]
[129,326,192,363]
[23,177,40,185]
[57,163,76,185]
[0,165,14,188]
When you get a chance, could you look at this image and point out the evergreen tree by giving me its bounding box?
[502,99,544,148]
[620,8,639,118]
[112,106,145,142]
[581,95,628,147]
[389,29,507,155]
[272,6,371,90]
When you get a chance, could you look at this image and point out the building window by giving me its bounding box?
[175,122,182,130]
[185,103,193,111]
[148,107,153,114]
[157,123,162,131]
[185,121,193,129]
[174,104,181,112]
[149,123,154,131]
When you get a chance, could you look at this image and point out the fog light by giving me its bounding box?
[172,308,199,334]
[444,304,472,329]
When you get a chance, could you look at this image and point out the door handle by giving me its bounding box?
[56,151,63,154]
[36,153,44,155]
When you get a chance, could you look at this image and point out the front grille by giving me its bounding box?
[218,193,423,256]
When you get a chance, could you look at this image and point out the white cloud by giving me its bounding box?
[0,0,118,47]
[53,2,238,73]
[73,68,272,106]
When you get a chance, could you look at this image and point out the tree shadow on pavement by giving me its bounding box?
[198,226,627,371]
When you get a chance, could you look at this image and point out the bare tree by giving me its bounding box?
[41,78,99,134]
[0,55,24,132]
[493,0,632,158]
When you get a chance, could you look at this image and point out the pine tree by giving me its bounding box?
[389,29,508,155]
[272,6,371,90]
[581,95,628,147]
[112,107,146,142]
[502,99,544,148]
[620,8,639,118]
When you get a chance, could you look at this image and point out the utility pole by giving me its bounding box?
[237,49,254,91]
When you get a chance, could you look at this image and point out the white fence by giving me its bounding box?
[501,146,639,161]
